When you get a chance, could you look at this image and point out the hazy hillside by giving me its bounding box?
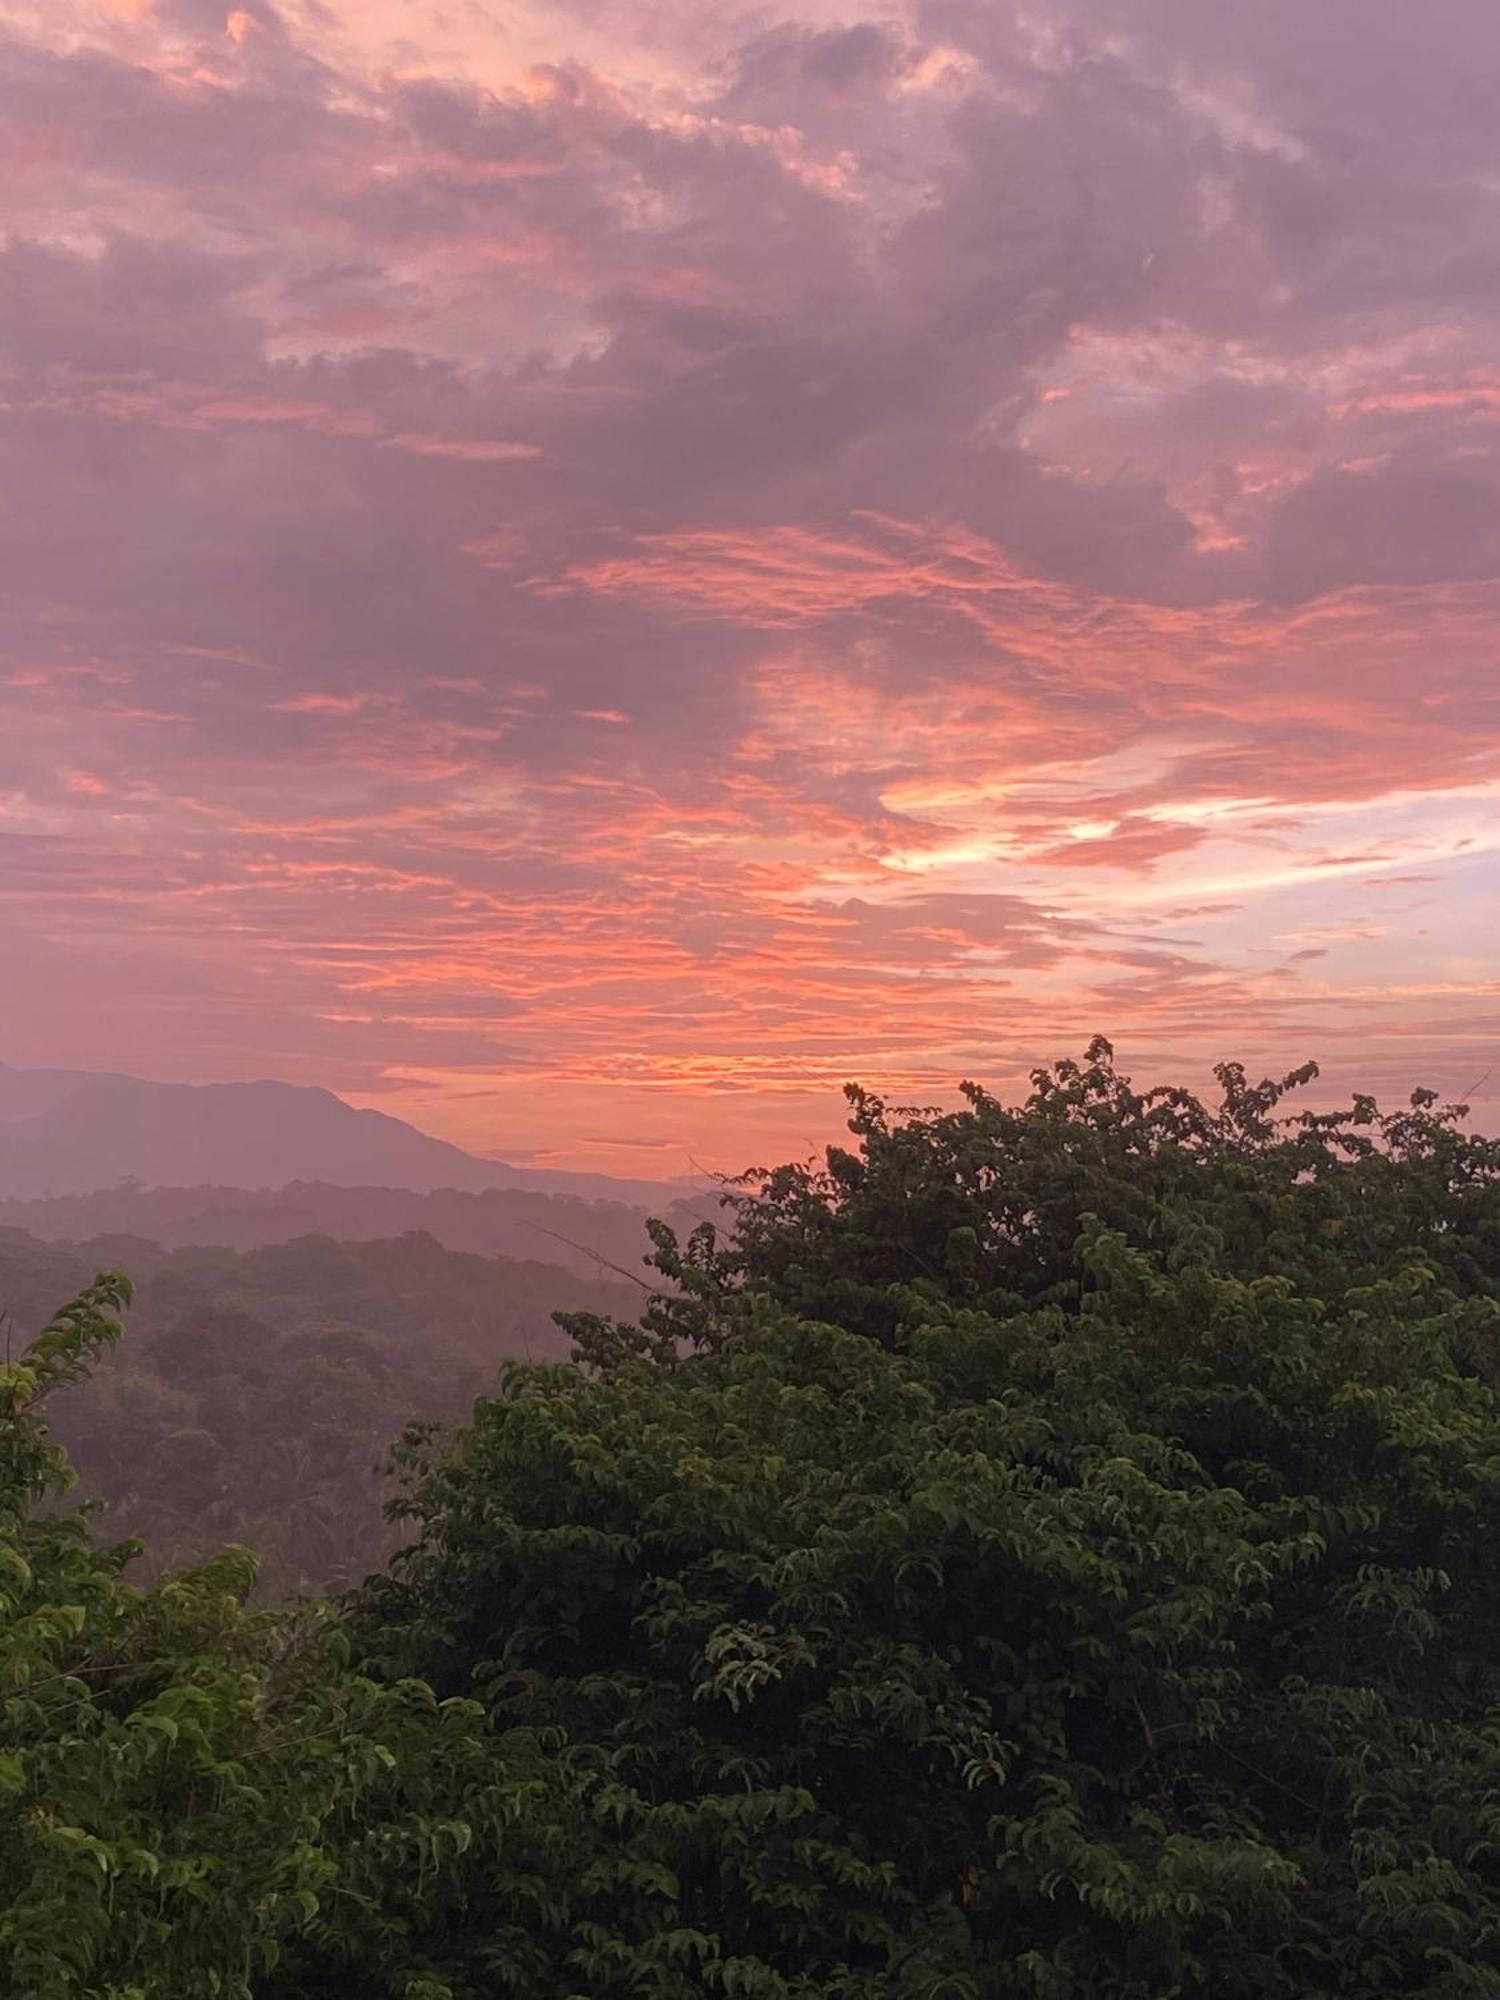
[0,1224,643,1594]
[0,1178,718,1279]
[0,1062,699,1206]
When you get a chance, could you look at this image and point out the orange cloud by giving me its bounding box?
[3,0,1499,1168]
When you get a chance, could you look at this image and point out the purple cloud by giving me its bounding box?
[0,0,1496,1170]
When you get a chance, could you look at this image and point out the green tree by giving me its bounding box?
[354,1045,1500,1998]
[1,1277,563,2000]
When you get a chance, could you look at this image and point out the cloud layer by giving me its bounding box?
[2,0,1498,1170]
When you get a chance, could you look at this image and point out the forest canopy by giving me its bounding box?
[0,1228,642,1594]
[5,1043,1500,1998]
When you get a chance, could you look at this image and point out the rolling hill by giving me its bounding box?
[0,1221,645,1594]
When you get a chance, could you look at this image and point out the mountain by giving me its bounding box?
[0,1062,700,1206]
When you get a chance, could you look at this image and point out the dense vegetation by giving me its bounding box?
[5,1043,1500,1997]
[0,1227,640,1595]
[0,1274,568,1998]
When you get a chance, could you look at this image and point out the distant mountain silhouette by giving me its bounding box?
[0,1178,717,1280]
[0,1062,699,1205]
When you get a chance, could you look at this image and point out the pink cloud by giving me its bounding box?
[0,0,1497,1164]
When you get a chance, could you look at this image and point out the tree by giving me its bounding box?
[355,1045,1500,1998]
[0,1277,563,2000]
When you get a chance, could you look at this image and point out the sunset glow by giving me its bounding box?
[2,0,1498,1172]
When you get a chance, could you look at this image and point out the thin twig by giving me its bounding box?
[518,1220,654,1291]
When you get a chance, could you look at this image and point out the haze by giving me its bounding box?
[2,0,1497,1175]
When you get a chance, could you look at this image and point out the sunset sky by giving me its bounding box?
[2,0,1498,1174]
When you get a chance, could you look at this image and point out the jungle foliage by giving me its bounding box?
[0,1275,569,2000]
[5,1043,1500,1997]
[0,1228,640,1594]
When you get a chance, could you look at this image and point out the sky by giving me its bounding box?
[1,0,1498,1175]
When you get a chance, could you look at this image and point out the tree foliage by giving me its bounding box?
[356,1043,1500,1997]
[6,1043,1500,1997]
[0,1276,563,2000]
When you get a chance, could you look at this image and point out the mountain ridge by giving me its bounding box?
[0,1061,702,1206]
[0,1176,717,1279]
